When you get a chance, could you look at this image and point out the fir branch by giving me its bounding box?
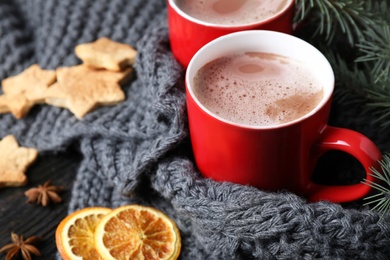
[365,0,390,23]
[295,0,390,127]
[365,89,390,128]
[294,0,375,45]
[364,154,390,217]
[356,21,390,87]
[324,51,371,98]
[322,50,390,127]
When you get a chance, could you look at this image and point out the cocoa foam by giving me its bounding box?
[193,52,323,126]
[176,0,289,26]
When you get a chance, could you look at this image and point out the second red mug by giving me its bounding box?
[167,0,295,67]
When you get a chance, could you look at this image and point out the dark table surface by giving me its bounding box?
[0,149,81,259]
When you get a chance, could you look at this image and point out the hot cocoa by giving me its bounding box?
[175,0,289,26]
[193,52,323,126]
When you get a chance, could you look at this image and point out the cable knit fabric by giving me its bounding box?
[0,0,389,259]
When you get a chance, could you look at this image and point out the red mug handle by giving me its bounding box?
[308,126,382,203]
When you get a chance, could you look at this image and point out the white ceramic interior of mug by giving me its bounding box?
[186,30,335,130]
[168,0,294,28]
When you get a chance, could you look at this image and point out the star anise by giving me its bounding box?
[24,180,63,206]
[0,232,41,260]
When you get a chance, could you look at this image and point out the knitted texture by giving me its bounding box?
[0,0,389,259]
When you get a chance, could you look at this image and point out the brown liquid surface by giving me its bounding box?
[193,52,323,126]
[176,0,289,25]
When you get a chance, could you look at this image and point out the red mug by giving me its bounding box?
[167,0,295,67]
[185,30,382,203]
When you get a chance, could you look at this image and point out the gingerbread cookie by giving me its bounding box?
[0,135,38,188]
[44,65,133,119]
[0,64,56,118]
[0,94,32,119]
[0,39,137,120]
[75,37,137,71]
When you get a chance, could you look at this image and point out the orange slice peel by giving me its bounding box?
[55,207,112,260]
[94,205,181,260]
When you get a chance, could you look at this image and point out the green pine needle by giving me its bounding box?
[356,21,390,86]
[294,0,375,45]
[365,89,390,128]
[295,0,390,128]
[363,154,390,217]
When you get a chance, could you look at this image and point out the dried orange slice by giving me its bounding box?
[94,204,181,260]
[55,207,112,260]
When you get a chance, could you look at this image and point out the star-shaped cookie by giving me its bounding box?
[75,37,137,71]
[44,65,132,119]
[0,135,38,188]
[0,94,31,119]
[0,64,56,118]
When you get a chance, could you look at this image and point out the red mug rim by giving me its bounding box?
[186,30,335,130]
[167,0,295,29]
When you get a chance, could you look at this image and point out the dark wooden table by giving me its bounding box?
[0,149,81,259]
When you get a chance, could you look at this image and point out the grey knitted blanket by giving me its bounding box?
[1,0,390,259]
